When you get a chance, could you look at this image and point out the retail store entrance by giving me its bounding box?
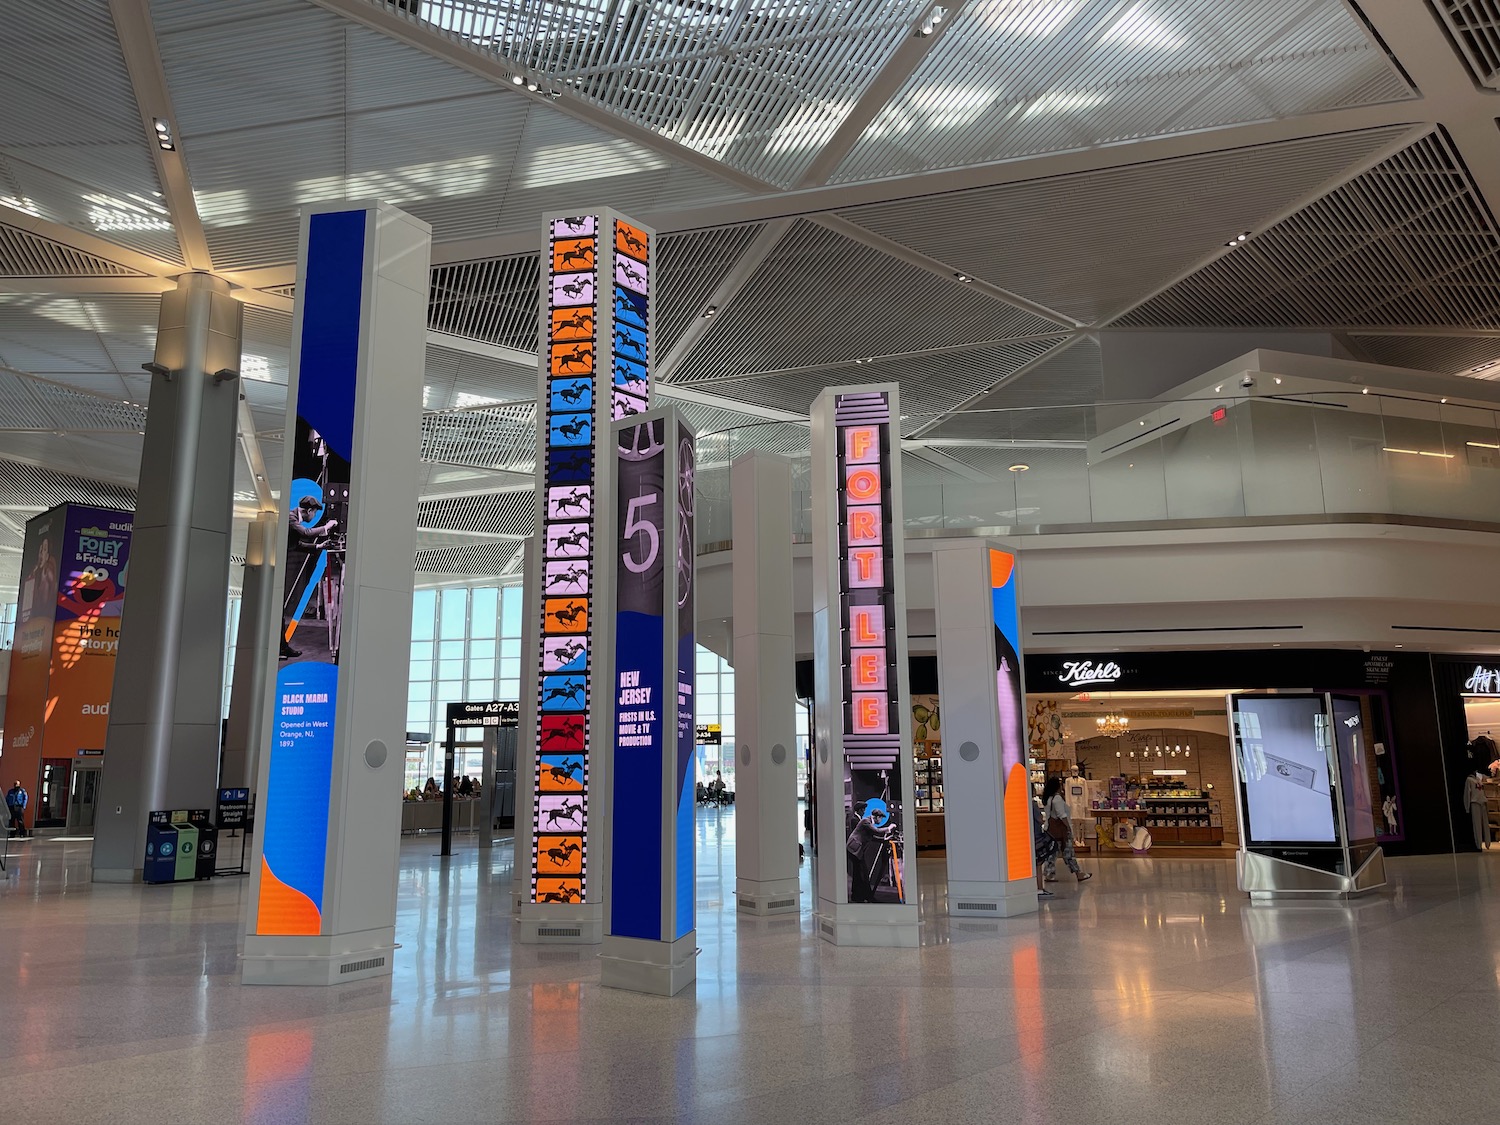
[1026,689,1240,854]
[1023,650,1429,856]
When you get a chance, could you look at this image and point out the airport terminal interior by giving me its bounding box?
[6,1,1500,1122]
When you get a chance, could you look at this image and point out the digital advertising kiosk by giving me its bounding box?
[1229,692,1386,899]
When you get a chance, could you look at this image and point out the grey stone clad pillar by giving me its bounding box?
[93,273,242,882]
[221,511,278,789]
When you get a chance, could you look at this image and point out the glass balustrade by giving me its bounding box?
[686,390,1500,546]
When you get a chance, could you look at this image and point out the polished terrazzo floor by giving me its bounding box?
[4,811,1500,1124]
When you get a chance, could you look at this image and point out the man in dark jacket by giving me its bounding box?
[6,780,29,838]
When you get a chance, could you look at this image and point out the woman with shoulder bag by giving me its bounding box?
[1041,776,1092,888]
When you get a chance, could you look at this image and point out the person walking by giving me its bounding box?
[1040,776,1092,888]
[6,780,29,838]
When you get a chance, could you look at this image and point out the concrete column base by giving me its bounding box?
[242,927,395,986]
[814,900,919,947]
[600,932,698,997]
[516,902,603,944]
[949,877,1039,918]
[735,877,801,915]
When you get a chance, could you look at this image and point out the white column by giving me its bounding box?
[242,201,431,985]
[810,384,918,947]
[731,452,801,916]
[932,541,1038,917]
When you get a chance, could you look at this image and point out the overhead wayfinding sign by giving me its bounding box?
[447,700,520,729]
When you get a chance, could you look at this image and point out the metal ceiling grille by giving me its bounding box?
[0,368,148,432]
[1435,0,1500,88]
[922,336,1103,439]
[414,540,524,577]
[672,219,1064,385]
[417,492,535,537]
[702,334,1065,423]
[1350,334,1500,377]
[1115,131,1500,330]
[841,124,1418,324]
[834,0,1415,183]
[0,456,137,510]
[375,0,926,187]
[157,2,747,270]
[420,402,537,471]
[429,254,540,350]
[655,223,767,355]
[0,3,182,264]
[0,225,145,278]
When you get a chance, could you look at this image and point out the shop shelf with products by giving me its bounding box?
[1091,794,1224,847]
[913,757,944,813]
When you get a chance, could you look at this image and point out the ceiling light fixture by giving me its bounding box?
[512,75,524,85]
[526,80,539,92]
[152,117,175,151]
[702,305,717,318]
[1008,462,1029,472]
[1467,440,1500,450]
[955,272,971,282]
[1097,712,1129,738]
[1382,447,1454,459]
[917,5,946,35]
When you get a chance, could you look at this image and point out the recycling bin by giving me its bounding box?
[172,821,199,881]
[143,817,179,884]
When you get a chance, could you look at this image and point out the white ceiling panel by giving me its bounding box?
[841,125,1419,324]
[833,0,1414,183]
[673,219,1063,384]
[385,0,927,187]
[0,2,179,263]
[1117,131,1500,330]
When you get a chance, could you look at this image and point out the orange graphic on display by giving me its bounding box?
[536,834,584,873]
[544,597,588,633]
[1004,762,1033,881]
[990,549,1015,589]
[551,307,594,341]
[550,342,595,376]
[539,757,585,793]
[256,858,322,935]
[552,238,595,272]
[535,876,583,904]
[615,221,648,260]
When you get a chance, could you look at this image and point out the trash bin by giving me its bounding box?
[194,823,218,879]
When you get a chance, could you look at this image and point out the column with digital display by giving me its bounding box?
[932,541,1038,917]
[600,407,698,995]
[521,210,654,945]
[810,385,918,947]
[243,201,431,985]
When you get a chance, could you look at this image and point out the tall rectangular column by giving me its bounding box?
[520,209,654,944]
[731,452,801,916]
[221,511,278,789]
[932,541,1037,917]
[242,201,431,985]
[93,272,240,882]
[601,408,697,995]
[810,384,918,947]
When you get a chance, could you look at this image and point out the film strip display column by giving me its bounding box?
[524,210,653,942]
[809,384,919,948]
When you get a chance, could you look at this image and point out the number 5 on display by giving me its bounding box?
[622,492,659,573]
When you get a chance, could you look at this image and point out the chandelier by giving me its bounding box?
[1096,712,1129,738]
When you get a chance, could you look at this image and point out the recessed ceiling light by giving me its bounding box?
[1008,462,1029,472]
[1441,397,1448,403]
[1362,387,1369,394]
[702,305,717,318]
[955,272,971,282]
[512,75,524,85]
[526,81,539,92]
[154,121,168,134]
